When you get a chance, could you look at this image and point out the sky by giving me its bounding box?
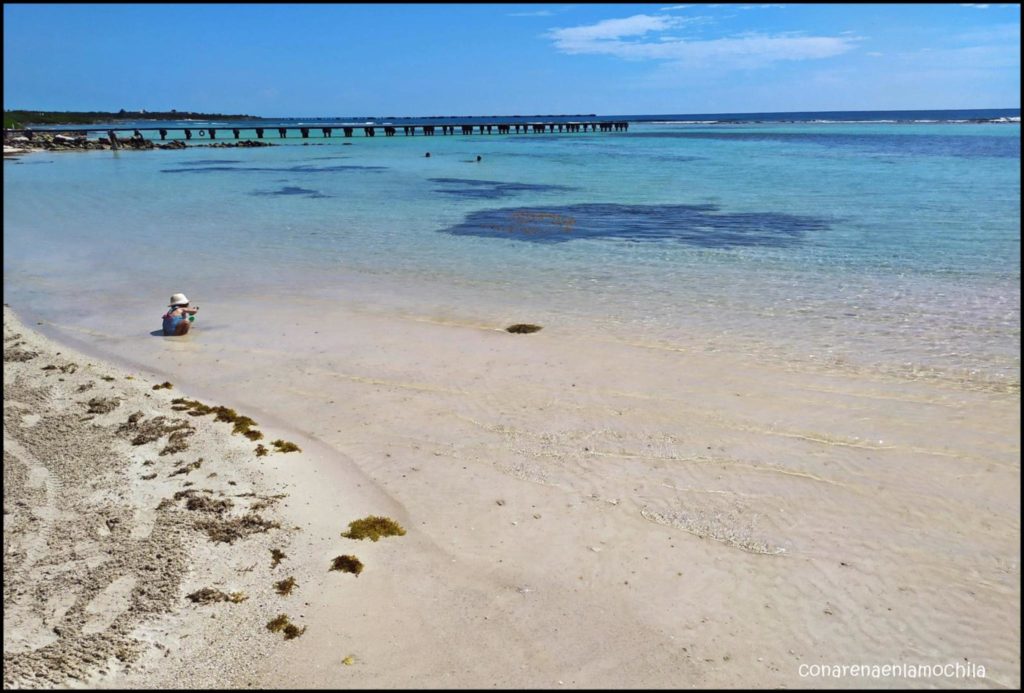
[3,3,1020,117]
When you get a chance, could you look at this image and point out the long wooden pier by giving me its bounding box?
[6,121,629,142]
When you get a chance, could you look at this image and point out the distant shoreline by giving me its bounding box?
[3,110,261,128]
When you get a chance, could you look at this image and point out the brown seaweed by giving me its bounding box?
[506,323,543,334]
[274,576,297,596]
[341,516,406,542]
[271,439,301,453]
[329,555,364,576]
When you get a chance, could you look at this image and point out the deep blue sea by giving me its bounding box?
[4,111,1020,391]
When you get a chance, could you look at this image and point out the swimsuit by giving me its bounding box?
[162,311,186,336]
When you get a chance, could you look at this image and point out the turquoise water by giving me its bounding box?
[4,122,1020,390]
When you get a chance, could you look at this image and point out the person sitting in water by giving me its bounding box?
[162,293,199,336]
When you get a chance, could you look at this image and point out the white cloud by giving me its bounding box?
[547,15,857,68]
[549,14,683,48]
[954,22,1020,43]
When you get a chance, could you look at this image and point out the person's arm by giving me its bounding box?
[184,306,200,315]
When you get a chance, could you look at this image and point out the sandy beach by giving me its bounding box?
[3,294,1019,689]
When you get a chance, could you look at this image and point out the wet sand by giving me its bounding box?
[3,301,1020,689]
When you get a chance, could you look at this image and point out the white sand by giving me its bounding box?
[3,300,1019,689]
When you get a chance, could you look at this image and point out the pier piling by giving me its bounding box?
[6,120,631,148]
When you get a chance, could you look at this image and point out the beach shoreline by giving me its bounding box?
[4,294,1019,688]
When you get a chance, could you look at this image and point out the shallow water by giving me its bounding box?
[4,121,1020,391]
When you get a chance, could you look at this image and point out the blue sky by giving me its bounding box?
[3,3,1020,116]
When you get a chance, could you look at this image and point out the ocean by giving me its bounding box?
[4,110,1020,392]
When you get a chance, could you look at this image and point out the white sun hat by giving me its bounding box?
[169,293,189,306]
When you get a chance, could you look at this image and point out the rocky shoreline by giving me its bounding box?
[3,131,276,153]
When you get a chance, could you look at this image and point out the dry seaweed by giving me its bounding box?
[243,429,264,441]
[159,428,195,456]
[168,458,202,477]
[187,588,248,604]
[86,396,120,414]
[270,548,287,568]
[506,323,543,334]
[4,347,39,362]
[185,494,234,515]
[255,444,269,457]
[197,513,280,544]
[152,381,174,390]
[274,576,297,596]
[329,555,364,576]
[341,516,406,542]
[271,439,302,454]
[120,415,192,445]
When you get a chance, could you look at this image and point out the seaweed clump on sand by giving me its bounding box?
[255,444,269,458]
[120,414,192,446]
[267,614,306,640]
[270,548,287,568]
[171,398,265,440]
[197,513,280,544]
[152,381,174,390]
[86,396,121,414]
[271,439,301,454]
[175,489,234,514]
[506,324,543,334]
[330,555,364,576]
[168,458,202,477]
[187,588,248,604]
[171,398,214,415]
[274,576,298,596]
[341,516,406,542]
[3,346,38,362]
[160,428,195,456]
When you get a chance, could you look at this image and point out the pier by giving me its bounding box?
[5,121,629,142]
